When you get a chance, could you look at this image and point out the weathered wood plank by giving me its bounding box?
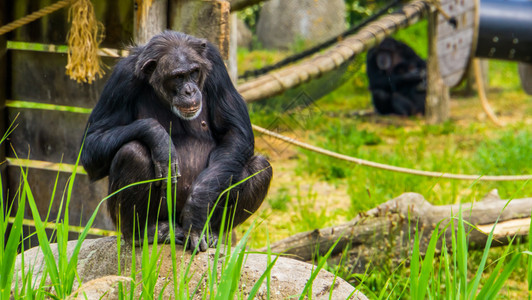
[426,8,450,124]
[0,0,7,201]
[10,50,116,107]
[10,0,134,48]
[134,0,168,44]
[7,108,89,165]
[168,0,231,59]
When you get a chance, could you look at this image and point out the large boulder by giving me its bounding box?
[236,18,253,49]
[13,237,367,299]
[256,0,346,49]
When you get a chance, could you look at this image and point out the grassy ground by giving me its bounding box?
[236,21,532,298]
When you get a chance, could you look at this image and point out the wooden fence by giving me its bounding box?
[2,0,134,247]
[1,0,233,248]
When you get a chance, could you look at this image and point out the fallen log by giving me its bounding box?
[263,191,532,272]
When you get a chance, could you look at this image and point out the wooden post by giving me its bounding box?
[0,0,7,200]
[228,12,238,83]
[426,9,450,124]
[168,0,231,60]
[519,62,532,95]
[134,0,168,44]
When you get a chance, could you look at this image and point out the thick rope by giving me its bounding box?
[0,0,73,36]
[0,0,104,84]
[252,124,532,181]
[65,0,105,83]
[474,59,504,127]
[239,0,403,80]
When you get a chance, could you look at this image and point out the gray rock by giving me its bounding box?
[13,237,367,299]
[256,0,346,49]
[236,18,253,49]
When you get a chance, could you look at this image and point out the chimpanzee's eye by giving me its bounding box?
[190,70,200,81]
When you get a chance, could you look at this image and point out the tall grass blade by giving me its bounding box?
[18,165,62,296]
[476,235,518,299]
[215,224,254,299]
[483,253,522,299]
[0,175,25,299]
[440,241,453,300]
[528,207,532,298]
[63,142,100,294]
[467,217,499,298]
[298,233,343,299]
[409,226,420,299]
[456,208,468,297]
[416,226,439,300]
[246,254,279,300]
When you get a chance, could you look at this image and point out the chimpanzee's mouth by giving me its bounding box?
[180,107,199,114]
[172,102,202,120]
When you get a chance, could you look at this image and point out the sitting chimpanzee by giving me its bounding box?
[81,31,272,251]
[366,37,426,116]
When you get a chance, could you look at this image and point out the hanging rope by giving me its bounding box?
[65,0,105,83]
[252,124,532,181]
[0,0,105,84]
[239,0,404,80]
[0,0,73,36]
[474,59,504,127]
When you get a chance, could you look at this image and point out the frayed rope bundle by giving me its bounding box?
[65,0,105,83]
[0,0,105,84]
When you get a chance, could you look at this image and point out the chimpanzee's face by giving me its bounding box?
[139,38,211,120]
[155,52,204,120]
[376,50,393,71]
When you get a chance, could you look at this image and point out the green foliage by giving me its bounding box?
[268,187,290,211]
[293,188,329,232]
[392,20,429,59]
[345,0,389,26]
[236,3,264,33]
[474,130,532,174]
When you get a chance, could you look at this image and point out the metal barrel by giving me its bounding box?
[475,0,532,62]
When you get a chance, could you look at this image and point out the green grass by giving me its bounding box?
[5,16,532,299]
[240,18,532,298]
[4,130,341,299]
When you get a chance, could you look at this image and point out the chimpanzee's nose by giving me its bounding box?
[184,84,194,96]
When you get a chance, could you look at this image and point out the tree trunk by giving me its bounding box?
[425,8,450,124]
[168,0,231,60]
[134,0,168,44]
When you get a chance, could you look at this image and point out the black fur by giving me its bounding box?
[81,31,272,251]
[366,37,426,116]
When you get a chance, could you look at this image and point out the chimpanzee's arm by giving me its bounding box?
[81,60,177,181]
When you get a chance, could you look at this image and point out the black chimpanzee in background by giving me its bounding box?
[81,31,272,251]
[366,37,427,116]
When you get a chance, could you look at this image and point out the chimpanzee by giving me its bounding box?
[81,31,272,251]
[366,37,426,116]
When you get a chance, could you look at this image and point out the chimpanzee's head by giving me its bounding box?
[135,31,213,120]
[375,38,403,73]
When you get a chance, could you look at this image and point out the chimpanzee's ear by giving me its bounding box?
[193,39,209,57]
[134,57,157,79]
[141,59,157,74]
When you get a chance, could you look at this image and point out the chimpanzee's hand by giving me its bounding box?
[181,205,218,252]
[151,142,180,187]
[185,227,218,252]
